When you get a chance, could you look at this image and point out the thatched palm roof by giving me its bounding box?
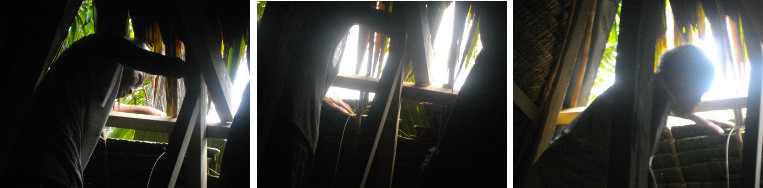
[514,0,573,107]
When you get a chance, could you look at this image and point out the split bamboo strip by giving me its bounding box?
[665,126,688,188]
[570,0,597,107]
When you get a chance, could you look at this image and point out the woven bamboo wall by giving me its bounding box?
[82,138,221,188]
[652,125,744,187]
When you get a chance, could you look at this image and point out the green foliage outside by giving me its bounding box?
[588,3,621,105]
[257,1,266,22]
[398,99,429,139]
[53,0,96,63]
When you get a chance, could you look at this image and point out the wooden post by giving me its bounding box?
[534,0,595,159]
[174,0,234,122]
[410,2,433,86]
[359,33,407,188]
[609,0,663,186]
[348,21,407,186]
[739,7,763,187]
[185,78,208,188]
[149,71,201,188]
[369,64,404,187]
[514,83,540,122]
[568,0,597,107]
[577,0,620,106]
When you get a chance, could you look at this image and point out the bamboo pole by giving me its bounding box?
[569,0,597,107]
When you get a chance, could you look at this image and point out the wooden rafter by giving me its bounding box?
[148,72,202,188]
[609,0,664,186]
[577,0,620,106]
[353,25,407,187]
[410,1,433,86]
[513,82,540,122]
[175,0,234,122]
[568,0,597,107]
[186,80,208,187]
[106,112,230,139]
[535,0,596,159]
[738,5,763,186]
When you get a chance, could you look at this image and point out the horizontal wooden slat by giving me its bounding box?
[556,106,586,125]
[695,97,748,112]
[106,111,230,139]
[555,97,749,125]
[332,73,458,105]
[514,82,540,121]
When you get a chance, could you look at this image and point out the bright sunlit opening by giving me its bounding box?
[207,52,249,123]
[325,2,478,100]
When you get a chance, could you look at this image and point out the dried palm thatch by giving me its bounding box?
[513,0,573,107]
[513,0,573,184]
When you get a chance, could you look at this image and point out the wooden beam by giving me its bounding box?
[186,79,208,188]
[556,107,586,125]
[695,97,748,112]
[577,0,620,106]
[513,82,540,122]
[410,2,433,86]
[333,73,458,105]
[610,0,664,186]
[355,32,407,187]
[107,112,176,133]
[555,97,749,125]
[334,74,379,91]
[370,63,403,187]
[535,0,595,159]
[149,72,201,188]
[106,112,230,139]
[739,9,763,187]
[569,0,597,107]
[175,0,234,122]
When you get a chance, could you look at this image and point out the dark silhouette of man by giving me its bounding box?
[524,45,734,187]
[0,33,186,187]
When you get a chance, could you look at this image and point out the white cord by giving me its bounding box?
[726,128,735,188]
[147,151,166,188]
[332,114,353,188]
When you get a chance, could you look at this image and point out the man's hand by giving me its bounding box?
[687,113,736,135]
[323,96,353,115]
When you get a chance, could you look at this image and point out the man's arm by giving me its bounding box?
[82,33,188,78]
[686,113,735,135]
[112,103,165,116]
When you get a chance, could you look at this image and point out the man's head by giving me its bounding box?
[117,67,146,99]
[655,45,715,117]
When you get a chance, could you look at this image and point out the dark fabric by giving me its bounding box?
[0,0,72,179]
[417,2,507,187]
[257,2,359,154]
[3,33,184,187]
[0,170,68,188]
[524,86,619,188]
[524,84,674,187]
[220,82,250,187]
[258,119,313,188]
